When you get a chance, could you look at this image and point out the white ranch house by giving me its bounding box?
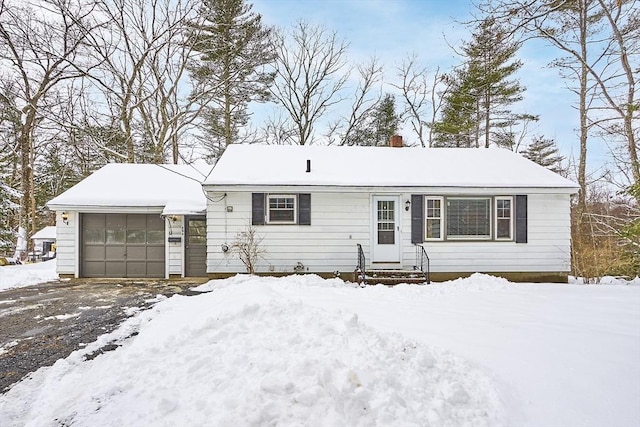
[47,142,579,282]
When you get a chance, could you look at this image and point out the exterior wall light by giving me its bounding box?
[61,212,69,225]
[405,200,411,211]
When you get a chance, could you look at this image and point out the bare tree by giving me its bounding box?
[482,0,639,208]
[326,57,382,145]
[391,54,432,147]
[82,0,210,164]
[270,21,350,145]
[0,0,103,256]
[261,111,296,145]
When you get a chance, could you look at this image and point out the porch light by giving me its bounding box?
[405,200,411,211]
[61,212,69,225]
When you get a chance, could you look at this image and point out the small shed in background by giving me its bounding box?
[31,226,57,260]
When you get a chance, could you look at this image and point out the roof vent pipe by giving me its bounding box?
[306,159,311,173]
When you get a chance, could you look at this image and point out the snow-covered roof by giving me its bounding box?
[31,226,56,241]
[47,163,213,214]
[203,144,579,191]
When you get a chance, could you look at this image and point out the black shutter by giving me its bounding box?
[411,194,424,244]
[298,193,311,225]
[252,193,265,225]
[515,195,528,243]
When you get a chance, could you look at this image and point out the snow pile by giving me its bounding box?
[569,275,638,285]
[599,275,634,285]
[1,273,639,427]
[0,278,502,427]
[0,259,58,291]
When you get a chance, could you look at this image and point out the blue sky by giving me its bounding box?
[250,0,610,173]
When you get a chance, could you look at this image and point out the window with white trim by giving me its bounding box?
[495,197,513,240]
[267,195,296,224]
[446,197,491,239]
[425,197,444,240]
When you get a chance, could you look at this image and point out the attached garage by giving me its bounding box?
[47,163,212,279]
[82,213,165,278]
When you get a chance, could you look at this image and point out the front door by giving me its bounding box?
[372,195,401,263]
[185,216,207,277]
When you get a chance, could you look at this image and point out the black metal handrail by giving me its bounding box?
[416,244,431,284]
[356,243,366,285]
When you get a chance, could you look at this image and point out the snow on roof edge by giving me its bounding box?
[203,144,580,190]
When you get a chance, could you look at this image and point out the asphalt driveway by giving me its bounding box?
[0,278,207,393]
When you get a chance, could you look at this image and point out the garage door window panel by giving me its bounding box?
[146,230,164,244]
[127,230,146,244]
[106,229,125,244]
[84,229,105,244]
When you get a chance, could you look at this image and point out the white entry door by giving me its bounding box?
[372,195,401,263]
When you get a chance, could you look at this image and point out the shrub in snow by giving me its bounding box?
[230,225,266,274]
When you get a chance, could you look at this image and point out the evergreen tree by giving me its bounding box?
[370,94,400,146]
[433,17,533,148]
[0,83,21,252]
[521,136,565,174]
[346,94,400,146]
[431,70,478,147]
[188,0,275,157]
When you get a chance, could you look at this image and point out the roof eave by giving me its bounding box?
[203,183,580,194]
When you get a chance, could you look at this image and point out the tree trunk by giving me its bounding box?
[596,0,639,199]
[18,108,36,260]
[484,92,490,148]
[224,65,232,147]
[122,113,135,163]
[577,0,588,215]
[172,134,179,164]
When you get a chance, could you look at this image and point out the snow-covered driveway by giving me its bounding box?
[0,278,204,392]
[1,274,638,427]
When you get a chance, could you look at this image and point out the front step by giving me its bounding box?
[365,269,428,286]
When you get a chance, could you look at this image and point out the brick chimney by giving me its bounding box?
[389,135,403,148]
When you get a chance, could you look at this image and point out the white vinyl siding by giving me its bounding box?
[167,216,183,276]
[55,211,77,276]
[208,190,572,275]
[404,193,572,273]
[207,192,370,274]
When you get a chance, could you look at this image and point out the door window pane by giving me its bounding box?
[188,220,206,244]
[377,200,395,244]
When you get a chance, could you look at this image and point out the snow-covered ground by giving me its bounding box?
[1,274,639,427]
[0,259,58,291]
